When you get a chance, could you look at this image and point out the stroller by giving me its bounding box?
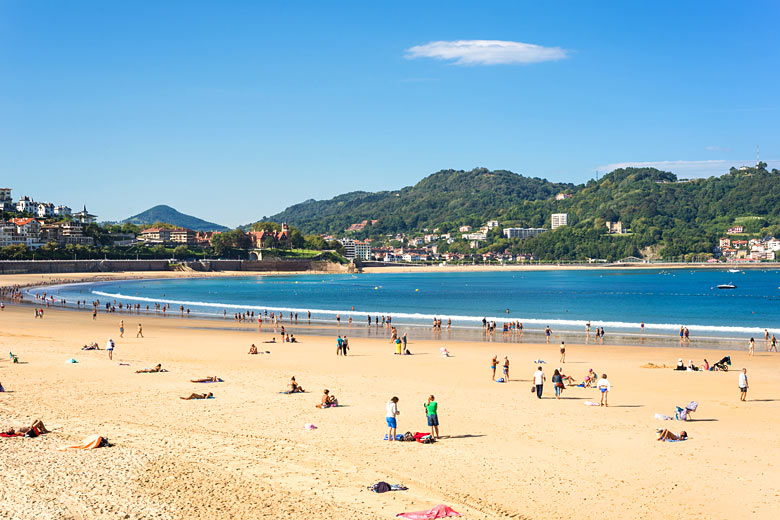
[675,401,698,420]
[713,356,731,372]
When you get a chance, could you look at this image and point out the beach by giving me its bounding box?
[2,281,780,519]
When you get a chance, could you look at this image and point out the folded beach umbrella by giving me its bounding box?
[396,504,462,519]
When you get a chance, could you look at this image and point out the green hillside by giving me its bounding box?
[123,205,228,232]
[263,164,780,261]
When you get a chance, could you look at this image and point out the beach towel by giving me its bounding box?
[0,432,23,438]
[663,438,688,442]
[66,358,78,364]
[533,359,546,364]
[584,401,601,406]
[383,434,404,441]
[193,378,223,383]
[396,504,462,519]
[303,423,317,430]
[57,434,106,451]
[655,413,673,420]
[370,482,408,493]
[495,378,505,383]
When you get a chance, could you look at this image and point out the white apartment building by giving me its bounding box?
[462,232,487,241]
[16,196,36,214]
[339,239,372,260]
[486,220,499,229]
[551,213,568,230]
[0,188,12,211]
[54,205,72,217]
[503,227,547,239]
[0,221,16,247]
[36,202,55,218]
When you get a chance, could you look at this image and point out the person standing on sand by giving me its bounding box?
[533,366,545,399]
[748,337,755,357]
[336,336,343,356]
[560,342,566,363]
[425,395,439,438]
[119,320,124,338]
[641,321,645,333]
[545,326,552,344]
[764,329,769,350]
[137,323,143,338]
[491,355,498,381]
[503,356,510,381]
[386,397,399,441]
[597,373,610,406]
[342,336,349,356]
[92,308,97,320]
[739,368,749,401]
[552,369,564,400]
[106,338,115,361]
[770,334,777,352]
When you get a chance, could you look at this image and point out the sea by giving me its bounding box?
[29,268,780,350]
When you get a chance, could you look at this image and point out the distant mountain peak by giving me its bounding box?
[122,205,228,231]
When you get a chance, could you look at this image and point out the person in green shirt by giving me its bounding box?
[425,395,439,438]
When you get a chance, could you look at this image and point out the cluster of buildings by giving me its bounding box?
[0,188,98,248]
[0,188,96,223]
[717,236,780,261]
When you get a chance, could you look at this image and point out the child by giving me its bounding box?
[597,373,610,406]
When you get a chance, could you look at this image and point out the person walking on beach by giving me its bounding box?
[92,308,97,320]
[425,395,439,438]
[336,335,343,356]
[137,323,143,338]
[386,397,399,442]
[545,326,552,344]
[770,334,777,352]
[533,366,545,399]
[597,373,610,406]
[342,336,349,356]
[552,369,564,400]
[119,320,124,338]
[748,337,755,357]
[503,356,510,381]
[739,368,749,401]
[560,342,566,363]
[491,355,498,381]
[764,329,770,350]
[106,337,115,361]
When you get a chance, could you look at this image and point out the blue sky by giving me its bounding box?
[1,1,778,227]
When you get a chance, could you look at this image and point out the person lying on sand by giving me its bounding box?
[180,392,213,400]
[81,342,100,350]
[315,389,338,408]
[136,364,164,373]
[656,429,687,441]
[190,377,222,383]
[287,377,304,393]
[248,344,258,354]
[263,338,276,344]
[2,419,50,436]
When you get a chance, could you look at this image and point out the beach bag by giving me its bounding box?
[418,435,434,444]
[371,481,392,493]
[530,385,536,393]
[403,432,415,442]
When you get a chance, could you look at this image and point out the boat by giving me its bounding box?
[727,268,741,273]
[717,283,737,289]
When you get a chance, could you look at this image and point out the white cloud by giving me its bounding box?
[705,145,731,152]
[405,40,568,66]
[597,159,780,178]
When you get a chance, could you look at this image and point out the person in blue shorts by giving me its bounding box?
[386,396,399,441]
[425,395,439,438]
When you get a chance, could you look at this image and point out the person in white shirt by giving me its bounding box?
[533,367,545,399]
[106,337,115,361]
[738,368,749,402]
[386,397,400,441]
[597,374,611,406]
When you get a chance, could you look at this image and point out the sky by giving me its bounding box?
[1,1,778,227]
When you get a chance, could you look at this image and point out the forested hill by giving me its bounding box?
[263,164,780,261]
[122,205,228,232]
[265,168,575,234]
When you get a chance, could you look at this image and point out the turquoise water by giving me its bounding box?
[34,269,780,340]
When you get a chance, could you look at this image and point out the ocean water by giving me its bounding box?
[31,269,780,345]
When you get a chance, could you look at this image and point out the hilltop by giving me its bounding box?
[122,205,228,232]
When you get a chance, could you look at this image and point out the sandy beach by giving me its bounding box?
[2,276,780,519]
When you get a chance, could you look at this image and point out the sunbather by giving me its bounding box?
[263,337,276,344]
[190,376,222,383]
[180,392,213,400]
[316,389,338,408]
[81,342,100,350]
[2,419,50,436]
[287,376,304,393]
[136,364,163,373]
[248,344,258,354]
[656,429,687,441]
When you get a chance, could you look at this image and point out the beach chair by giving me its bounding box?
[675,401,698,420]
[9,351,18,363]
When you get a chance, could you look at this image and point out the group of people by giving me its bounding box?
[385,395,440,441]
[531,366,610,404]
